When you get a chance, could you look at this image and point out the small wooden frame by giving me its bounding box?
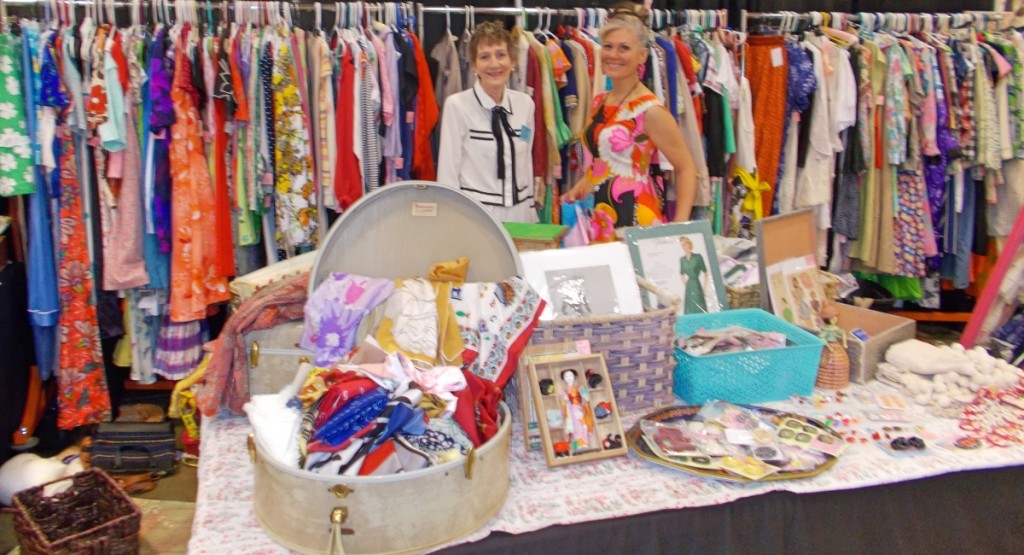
[527,353,628,467]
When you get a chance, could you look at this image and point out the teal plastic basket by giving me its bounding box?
[673,309,825,404]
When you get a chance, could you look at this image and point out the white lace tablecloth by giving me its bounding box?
[188,382,1024,554]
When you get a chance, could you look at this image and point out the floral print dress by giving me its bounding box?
[169,25,230,322]
[583,92,666,240]
[0,34,34,196]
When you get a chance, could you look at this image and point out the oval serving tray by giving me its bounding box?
[625,404,842,483]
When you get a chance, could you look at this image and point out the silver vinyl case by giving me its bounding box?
[246,182,523,554]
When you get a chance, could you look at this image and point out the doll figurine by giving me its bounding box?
[815,304,850,390]
[559,369,596,453]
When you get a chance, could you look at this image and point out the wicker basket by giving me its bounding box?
[727,270,842,310]
[10,468,141,555]
[529,276,682,413]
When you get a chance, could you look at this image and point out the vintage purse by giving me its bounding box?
[88,421,176,474]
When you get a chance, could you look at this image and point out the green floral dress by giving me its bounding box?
[0,34,34,196]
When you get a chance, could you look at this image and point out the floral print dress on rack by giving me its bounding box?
[583,92,667,241]
[0,34,34,196]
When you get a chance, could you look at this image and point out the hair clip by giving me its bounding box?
[539,378,554,395]
[585,368,603,388]
[594,401,612,419]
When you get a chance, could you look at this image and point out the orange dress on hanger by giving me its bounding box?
[169,24,229,322]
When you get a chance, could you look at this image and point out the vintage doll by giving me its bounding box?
[560,369,596,453]
[815,304,850,389]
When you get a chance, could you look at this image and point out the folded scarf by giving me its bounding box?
[196,272,310,416]
[314,387,389,447]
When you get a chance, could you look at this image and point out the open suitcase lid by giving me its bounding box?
[311,182,523,294]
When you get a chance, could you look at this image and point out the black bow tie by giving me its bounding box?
[491,105,519,203]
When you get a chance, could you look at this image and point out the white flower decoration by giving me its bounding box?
[13,143,29,159]
[4,76,17,96]
[325,332,340,348]
[0,153,15,171]
[22,169,32,182]
[0,102,15,119]
[0,176,15,195]
[0,56,11,74]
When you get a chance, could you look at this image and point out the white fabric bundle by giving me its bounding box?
[0,453,83,506]
[884,339,974,376]
[881,341,1024,413]
[244,362,310,469]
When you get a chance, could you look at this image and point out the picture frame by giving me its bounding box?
[625,221,729,315]
[527,353,628,467]
[765,255,826,331]
[520,243,645,321]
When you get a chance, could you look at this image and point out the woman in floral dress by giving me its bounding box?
[565,3,697,240]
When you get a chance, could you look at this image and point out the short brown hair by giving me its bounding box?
[468,21,517,65]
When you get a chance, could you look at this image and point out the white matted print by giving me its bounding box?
[625,221,728,315]
[520,242,644,321]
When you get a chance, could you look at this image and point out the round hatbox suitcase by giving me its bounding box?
[251,182,522,554]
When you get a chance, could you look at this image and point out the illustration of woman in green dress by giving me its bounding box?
[679,236,709,314]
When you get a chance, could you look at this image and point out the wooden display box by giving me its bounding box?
[832,303,916,383]
[527,353,627,467]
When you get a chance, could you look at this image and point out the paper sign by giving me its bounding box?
[575,340,592,355]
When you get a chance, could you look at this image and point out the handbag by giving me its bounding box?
[88,421,177,474]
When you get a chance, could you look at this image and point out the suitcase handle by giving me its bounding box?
[327,507,354,554]
[115,445,153,469]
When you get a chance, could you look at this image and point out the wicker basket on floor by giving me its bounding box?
[529,276,682,413]
[10,468,141,555]
[727,270,842,310]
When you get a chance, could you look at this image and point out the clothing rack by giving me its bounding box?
[741,9,1016,35]
[0,0,424,31]
[416,5,728,44]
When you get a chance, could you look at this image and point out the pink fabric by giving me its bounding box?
[106,149,124,178]
[102,94,149,290]
[372,33,394,126]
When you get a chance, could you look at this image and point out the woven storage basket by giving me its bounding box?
[10,468,141,555]
[727,270,842,310]
[529,276,682,413]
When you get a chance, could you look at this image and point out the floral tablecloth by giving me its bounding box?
[188,381,1024,554]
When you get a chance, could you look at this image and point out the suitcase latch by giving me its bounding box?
[464,447,476,480]
[249,341,260,368]
[247,434,256,463]
[329,484,354,499]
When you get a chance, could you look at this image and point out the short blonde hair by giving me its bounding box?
[469,20,517,65]
[599,2,651,45]
[679,236,693,249]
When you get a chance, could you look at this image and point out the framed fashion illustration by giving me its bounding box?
[520,243,645,321]
[625,221,728,315]
[765,255,825,332]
